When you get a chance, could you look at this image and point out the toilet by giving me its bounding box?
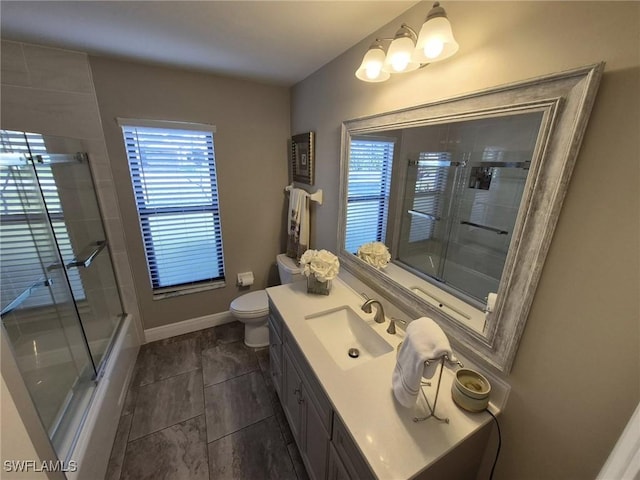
[229,254,304,348]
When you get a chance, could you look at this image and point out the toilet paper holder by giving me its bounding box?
[237,272,254,287]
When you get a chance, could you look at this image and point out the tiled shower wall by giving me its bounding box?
[0,40,143,341]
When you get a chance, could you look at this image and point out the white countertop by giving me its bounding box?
[266,277,497,480]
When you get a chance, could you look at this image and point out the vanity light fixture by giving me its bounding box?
[355,2,459,83]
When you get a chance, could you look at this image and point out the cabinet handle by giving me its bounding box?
[293,387,301,396]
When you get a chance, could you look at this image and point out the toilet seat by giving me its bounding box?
[230,290,269,319]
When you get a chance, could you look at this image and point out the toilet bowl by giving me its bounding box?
[230,290,270,348]
[229,254,304,348]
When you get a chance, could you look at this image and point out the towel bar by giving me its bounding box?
[285,184,323,205]
[414,354,464,424]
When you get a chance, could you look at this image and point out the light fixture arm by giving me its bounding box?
[374,24,418,44]
[426,2,447,21]
[398,24,419,40]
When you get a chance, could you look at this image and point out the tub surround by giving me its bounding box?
[267,277,505,479]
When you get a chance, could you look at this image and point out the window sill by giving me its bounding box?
[152,280,226,300]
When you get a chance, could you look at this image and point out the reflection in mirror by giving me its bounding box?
[398,113,543,308]
[345,112,545,332]
[338,64,603,372]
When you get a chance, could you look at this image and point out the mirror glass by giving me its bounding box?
[338,65,603,372]
[345,111,544,334]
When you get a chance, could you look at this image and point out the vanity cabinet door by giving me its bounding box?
[327,444,350,480]
[301,384,329,480]
[282,347,303,442]
[331,415,375,480]
[268,316,283,397]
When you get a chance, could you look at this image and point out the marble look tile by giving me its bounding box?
[129,371,204,440]
[204,371,273,442]
[208,416,296,480]
[260,367,280,406]
[22,44,93,93]
[1,85,104,140]
[287,441,310,480]
[198,321,244,350]
[104,414,132,480]
[202,341,258,386]
[256,346,270,373]
[96,181,122,221]
[134,336,200,386]
[121,382,138,417]
[1,40,30,86]
[273,399,294,445]
[120,415,209,480]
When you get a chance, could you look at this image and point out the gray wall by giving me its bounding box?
[290,1,639,479]
[89,57,290,330]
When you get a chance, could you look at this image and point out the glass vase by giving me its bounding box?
[307,275,331,295]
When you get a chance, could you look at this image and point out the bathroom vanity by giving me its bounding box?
[266,278,499,480]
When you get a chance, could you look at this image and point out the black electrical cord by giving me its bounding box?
[486,409,502,480]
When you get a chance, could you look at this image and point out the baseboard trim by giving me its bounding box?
[144,311,235,343]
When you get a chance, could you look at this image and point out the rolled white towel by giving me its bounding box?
[486,292,497,313]
[392,317,456,408]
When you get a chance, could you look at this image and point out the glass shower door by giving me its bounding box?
[34,150,123,368]
[442,152,530,301]
[0,153,96,458]
[2,129,125,369]
[398,151,461,281]
[395,112,543,305]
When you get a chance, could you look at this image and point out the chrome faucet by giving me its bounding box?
[361,297,386,324]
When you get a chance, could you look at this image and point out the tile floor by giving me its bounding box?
[105,321,309,480]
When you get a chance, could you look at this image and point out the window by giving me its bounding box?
[344,138,394,253]
[119,120,225,294]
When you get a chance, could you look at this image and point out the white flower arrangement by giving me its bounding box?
[357,241,391,269]
[299,249,340,282]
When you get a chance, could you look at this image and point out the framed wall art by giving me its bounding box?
[291,131,315,186]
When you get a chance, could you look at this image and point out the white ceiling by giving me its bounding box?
[0,1,419,86]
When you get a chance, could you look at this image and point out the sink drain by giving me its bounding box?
[348,348,360,358]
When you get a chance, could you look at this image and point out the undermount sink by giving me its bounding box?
[305,305,393,370]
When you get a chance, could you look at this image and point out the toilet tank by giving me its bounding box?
[276,254,304,284]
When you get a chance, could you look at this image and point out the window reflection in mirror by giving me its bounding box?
[345,112,544,328]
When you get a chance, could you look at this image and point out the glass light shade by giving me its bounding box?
[412,16,459,64]
[383,36,420,73]
[355,46,391,82]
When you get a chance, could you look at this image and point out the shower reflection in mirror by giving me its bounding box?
[344,112,544,327]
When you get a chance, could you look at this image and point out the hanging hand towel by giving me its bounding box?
[286,188,309,260]
[392,317,457,408]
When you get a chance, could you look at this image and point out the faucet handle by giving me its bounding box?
[360,292,370,301]
[387,317,407,335]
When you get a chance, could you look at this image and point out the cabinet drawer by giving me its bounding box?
[332,415,375,480]
[284,330,333,434]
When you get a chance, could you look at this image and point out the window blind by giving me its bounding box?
[0,130,85,311]
[121,123,225,292]
[345,139,394,254]
[408,152,452,242]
